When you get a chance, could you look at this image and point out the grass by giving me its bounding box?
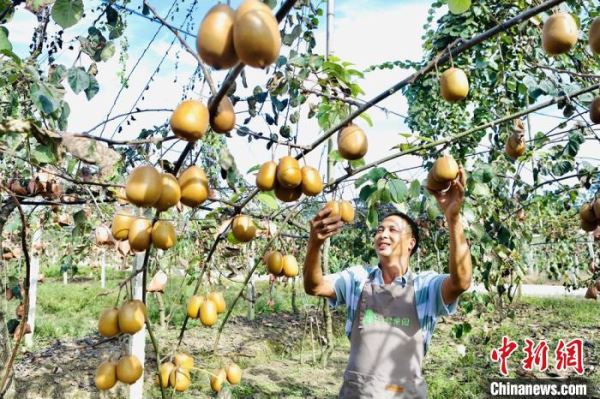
[7,276,600,398]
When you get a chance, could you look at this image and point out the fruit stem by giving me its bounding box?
[145,317,167,399]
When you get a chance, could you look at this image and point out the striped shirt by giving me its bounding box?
[325,265,458,354]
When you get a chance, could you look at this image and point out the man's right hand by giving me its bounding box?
[309,205,344,245]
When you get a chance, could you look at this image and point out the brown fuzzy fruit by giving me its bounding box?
[125,166,162,207]
[187,295,204,319]
[173,352,194,370]
[233,0,281,68]
[282,254,299,278]
[593,198,600,220]
[590,97,600,124]
[154,173,181,211]
[426,170,451,192]
[431,155,459,183]
[95,360,117,390]
[169,367,191,392]
[200,298,218,327]
[580,217,598,232]
[325,201,341,218]
[226,363,242,385]
[300,166,323,196]
[98,307,120,338]
[128,218,152,252]
[340,201,355,223]
[210,97,236,133]
[207,292,227,314]
[118,300,146,335]
[116,355,143,384]
[580,203,597,224]
[197,4,238,69]
[585,284,598,300]
[590,17,600,54]
[170,100,209,141]
[274,182,302,202]
[276,156,302,189]
[542,12,579,55]
[178,166,209,207]
[157,362,175,388]
[210,368,227,392]
[256,161,277,191]
[232,214,256,242]
[440,68,469,102]
[111,211,135,241]
[338,124,368,160]
[151,221,176,250]
[505,133,526,160]
[266,250,283,275]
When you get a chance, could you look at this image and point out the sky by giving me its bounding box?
[4,0,599,203]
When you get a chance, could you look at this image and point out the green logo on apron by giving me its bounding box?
[363,308,410,328]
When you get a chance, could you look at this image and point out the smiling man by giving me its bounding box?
[303,168,472,399]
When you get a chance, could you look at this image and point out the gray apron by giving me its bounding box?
[339,272,428,399]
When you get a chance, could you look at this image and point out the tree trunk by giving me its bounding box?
[155,292,166,329]
[291,277,298,315]
[246,246,255,321]
[24,229,42,347]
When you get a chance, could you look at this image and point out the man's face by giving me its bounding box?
[373,215,415,260]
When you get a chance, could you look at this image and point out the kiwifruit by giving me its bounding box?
[116,355,143,384]
[590,17,600,54]
[300,166,323,196]
[274,181,302,202]
[590,97,600,124]
[233,0,281,68]
[186,295,204,319]
[118,300,146,335]
[226,363,242,385]
[505,133,526,160]
[154,173,181,211]
[169,367,191,392]
[173,352,194,370]
[325,200,341,217]
[157,362,175,389]
[98,307,120,338]
[580,217,598,232]
[282,254,299,278]
[178,166,209,207]
[95,360,117,390]
[266,250,283,275]
[200,298,218,327]
[431,155,459,183]
[426,170,451,192]
[197,4,238,69]
[542,12,578,55]
[340,201,355,223]
[111,211,135,241]
[170,100,209,141]
[210,368,227,392]
[125,165,162,207]
[207,292,226,314]
[585,284,598,300]
[338,124,368,160]
[593,198,600,219]
[128,218,152,252]
[440,67,469,102]
[276,156,302,189]
[580,203,597,223]
[151,221,176,250]
[256,161,277,191]
[210,97,236,133]
[232,214,256,242]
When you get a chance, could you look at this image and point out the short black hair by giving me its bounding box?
[379,211,420,256]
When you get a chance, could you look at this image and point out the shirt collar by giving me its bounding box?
[369,265,413,284]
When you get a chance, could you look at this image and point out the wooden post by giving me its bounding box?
[24,228,42,347]
[129,252,145,399]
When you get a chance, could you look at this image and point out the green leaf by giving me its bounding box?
[355,167,388,188]
[408,180,420,198]
[30,82,63,114]
[388,179,408,203]
[67,67,89,94]
[256,192,278,210]
[358,112,373,127]
[328,150,343,162]
[26,0,55,13]
[51,0,83,28]
[84,75,99,100]
[246,164,261,174]
[0,26,12,51]
[100,41,115,61]
[448,0,471,15]
[367,207,378,229]
[31,144,58,164]
[349,158,365,168]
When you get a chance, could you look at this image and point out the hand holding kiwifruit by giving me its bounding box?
[309,204,344,245]
[428,166,467,222]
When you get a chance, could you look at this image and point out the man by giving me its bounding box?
[303,168,472,398]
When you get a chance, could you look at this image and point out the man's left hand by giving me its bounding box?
[428,167,467,222]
